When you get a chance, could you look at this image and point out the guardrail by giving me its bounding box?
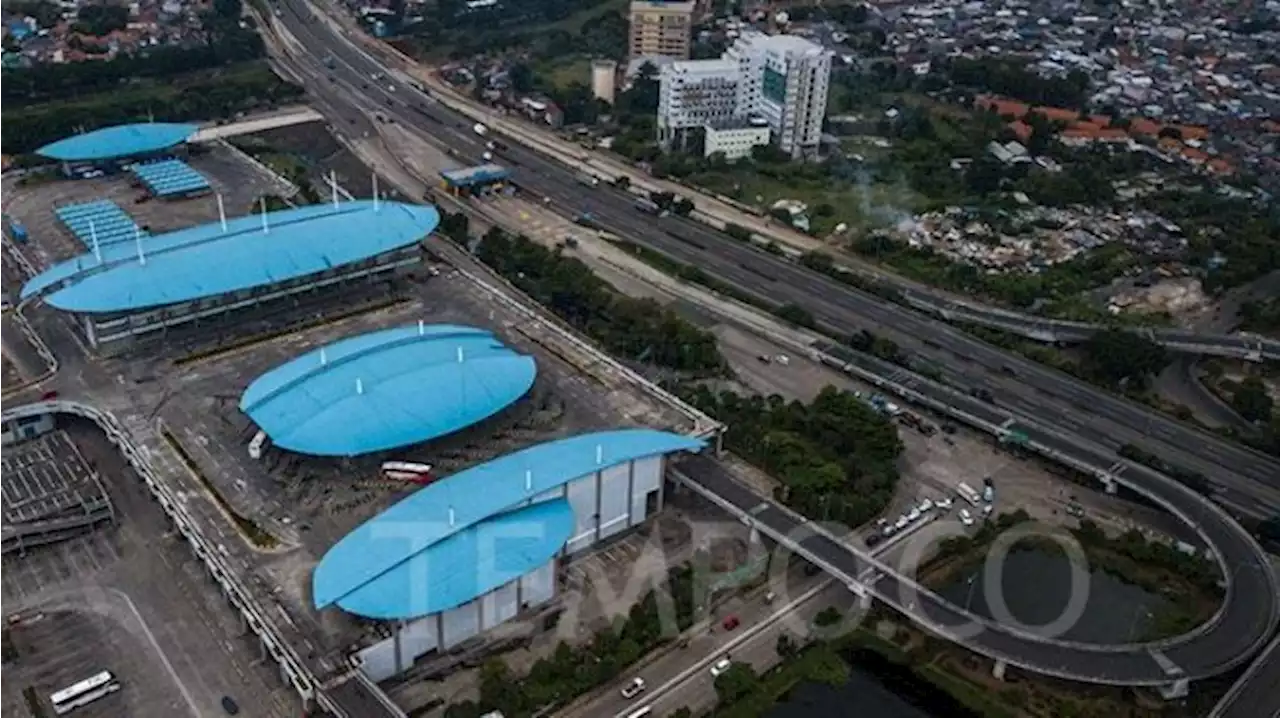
[1209,630,1280,717]
[0,401,350,718]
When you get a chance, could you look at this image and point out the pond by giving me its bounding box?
[767,648,973,718]
[933,546,1173,644]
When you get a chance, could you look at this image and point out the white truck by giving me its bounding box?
[956,482,982,506]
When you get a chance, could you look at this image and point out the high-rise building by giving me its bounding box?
[657,59,740,149]
[629,0,696,60]
[656,31,833,160]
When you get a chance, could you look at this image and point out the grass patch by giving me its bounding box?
[918,661,1020,718]
[160,428,279,549]
[533,55,593,92]
[543,0,627,33]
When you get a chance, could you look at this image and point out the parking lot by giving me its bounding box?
[1,420,297,718]
[2,430,111,553]
[1,144,281,272]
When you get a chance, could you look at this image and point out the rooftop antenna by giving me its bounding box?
[216,193,227,232]
[320,347,328,366]
[448,507,456,527]
[260,196,269,234]
[418,319,425,336]
[596,443,603,465]
[88,218,102,263]
[134,225,146,266]
[355,377,364,395]
[525,469,533,491]
[456,345,464,363]
[372,172,380,212]
[329,171,340,210]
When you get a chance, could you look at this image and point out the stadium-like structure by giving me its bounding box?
[236,325,705,680]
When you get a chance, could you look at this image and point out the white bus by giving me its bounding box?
[381,461,436,485]
[956,482,982,507]
[50,671,120,715]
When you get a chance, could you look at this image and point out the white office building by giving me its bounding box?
[703,120,771,161]
[657,31,832,160]
[657,59,741,150]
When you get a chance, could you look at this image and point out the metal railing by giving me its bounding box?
[0,401,352,718]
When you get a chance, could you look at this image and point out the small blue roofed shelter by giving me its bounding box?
[37,123,198,162]
[130,159,211,198]
[313,429,705,621]
[241,324,537,457]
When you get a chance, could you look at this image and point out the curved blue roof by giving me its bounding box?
[241,324,537,456]
[313,429,706,618]
[332,499,576,619]
[36,123,197,161]
[21,201,439,313]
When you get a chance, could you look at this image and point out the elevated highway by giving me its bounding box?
[264,0,1280,693]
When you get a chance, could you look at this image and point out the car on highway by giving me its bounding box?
[959,509,974,526]
[917,498,934,513]
[620,677,646,699]
[221,696,240,715]
[710,658,732,678]
[894,516,908,531]
[907,507,921,522]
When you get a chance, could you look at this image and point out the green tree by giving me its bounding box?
[1232,376,1274,424]
[774,303,817,328]
[1081,329,1170,387]
[713,663,757,703]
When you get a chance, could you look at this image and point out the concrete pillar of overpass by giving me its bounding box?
[1158,679,1189,700]
[393,621,405,676]
[1102,476,1118,495]
[992,659,1007,681]
[858,592,873,611]
[259,635,269,663]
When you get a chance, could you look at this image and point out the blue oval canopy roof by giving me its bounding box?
[331,498,576,619]
[241,324,537,457]
[21,200,439,313]
[36,123,198,161]
[312,429,706,618]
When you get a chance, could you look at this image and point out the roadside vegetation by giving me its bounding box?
[472,227,728,376]
[1,0,302,154]
[444,564,701,718]
[672,384,903,529]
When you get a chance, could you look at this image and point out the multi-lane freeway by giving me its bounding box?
[265,0,1279,694]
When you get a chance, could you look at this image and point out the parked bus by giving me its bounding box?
[51,671,120,715]
[956,482,981,506]
[381,461,435,484]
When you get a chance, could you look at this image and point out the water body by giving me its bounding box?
[935,546,1172,644]
[767,649,971,718]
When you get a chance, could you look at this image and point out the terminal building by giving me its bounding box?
[20,199,439,355]
[237,323,705,681]
[36,122,211,195]
[319,429,704,681]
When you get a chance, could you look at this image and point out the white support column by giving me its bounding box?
[992,659,1007,681]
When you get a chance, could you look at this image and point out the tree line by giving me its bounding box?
[444,564,701,718]
[474,228,728,376]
